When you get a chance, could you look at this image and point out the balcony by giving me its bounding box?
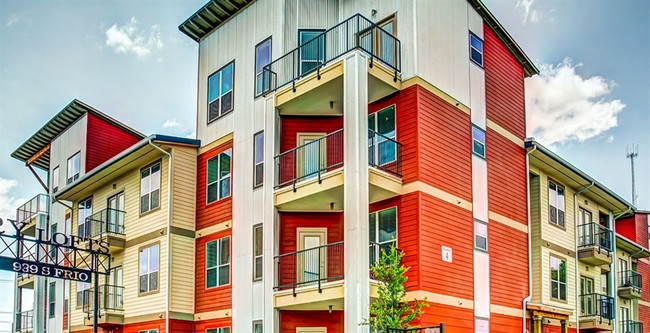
[274,241,344,310]
[82,285,124,326]
[80,208,126,252]
[578,293,614,331]
[274,129,402,210]
[14,310,33,333]
[15,194,49,237]
[577,223,613,266]
[262,14,401,115]
[620,321,643,333]
[618,270,642,299]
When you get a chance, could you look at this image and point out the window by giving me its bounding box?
[359,16,397,68]
[77,198,92,238]
[206,237,230,288]
[66,152,80,184]
[140,162,161,214]
[206,328,230,333]
[549,180,566,228]
[580,276,594,315]
[138,330,159,333]
[255,37,272,96]
[253,224,263,281]
[298,30,325,75]
[368,106,397,165]
[139,244,159,294]
[472,125,486,158]
[550,256,567,301]
[253,321,263,333]
[52,166,59,193]
[369,207,397,265]
[474,220,488,251]
[76,282,90,309]
[469,32,484,67]
[254,132,264,187]
[207,149,232,203]
[64,281,69,314]
[49,282,56,317]
[208,62,234,122]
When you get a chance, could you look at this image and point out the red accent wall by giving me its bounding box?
[484,24,526,140]
[170,319,194,333]
[617,213,649,248]
[489,219,528,308]
[280,310,343,333]
[419,302,473,332]
[196,140,233,230]
[85,113,141,172]
[279,115,343,152]
[639,260,650,303]
[195,228,232,313]
[279,212,343,254]
[491,313,523,333]
[123,319,165,333]
[195,318,232,333]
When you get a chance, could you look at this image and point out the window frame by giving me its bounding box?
[207,61,235,123]
[298,29,325,76]
[471,124,486,159]
[206,328,231,333]
[140,161,162,215]
[66,151,81,185]
[206,236,231,289]
[206,149,232,204]
[49,281,56,318]
[550,255,567,302]
[138,243,160,295]
[548,179,566,228]
[474,219,488,252]
[254,37,272,97]
[253,131,264,188]
[469,32,484,68]
[368,105,397,166]
[253,224,263,281]
[369,206,398,267]
[52,166,60,193]
[252,321,263,333]
[76,281,90,309]
[77,197,92,238]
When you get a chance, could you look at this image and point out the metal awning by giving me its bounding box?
[179,0,255,42]
[11,99,144,170]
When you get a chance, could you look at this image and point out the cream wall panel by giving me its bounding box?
[541,247,577,313]
[467,5,483,38]
[540,173,575,249]
[469,64,486,128]
[122,236,167,318]
[171,147,197,231]
[50,115,88,191]
[474,251,490,318]
[471,153,488,222]
[170,234,195,314]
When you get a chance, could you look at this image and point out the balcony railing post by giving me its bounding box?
[318,245,322,293]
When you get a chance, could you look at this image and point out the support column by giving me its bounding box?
[532,316,542,333]
[560,319,568,333]
[343,52,370,333]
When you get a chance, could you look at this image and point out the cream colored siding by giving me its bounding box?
[171,146,197,231]
[530,174,543,303]
[541,247,576,311]
[540,173,575,248]
[123,237,167,318]
[170,234,195,314]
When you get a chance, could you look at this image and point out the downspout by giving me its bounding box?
[573,181,594,333]
[612,206,633,331]
[523,143,537,333]
[148,139,172,333]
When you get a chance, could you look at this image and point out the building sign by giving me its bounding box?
[0,257,92,282]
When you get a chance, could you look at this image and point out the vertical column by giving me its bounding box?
[343,52,370,333]
[263,96,279,333]
[532,315,542,333]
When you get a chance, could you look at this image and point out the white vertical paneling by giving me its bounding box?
[50,115,88,191]
[472,156,488,222]
[474,251,490,317]
[468,5,484,39]
[469,65,486,128]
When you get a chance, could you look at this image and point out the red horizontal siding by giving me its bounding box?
[170,319,194,333]
[280,115,343,153]
[419,302,473,332]
[489,220,529,308]
[639,303,650,330]
[484,24,526,140]
[491,313,523,333]
[196,140,233,230]
[85,113,141,172]
[417,86,473,201]
[194,318,232,333]
[195,228,232,313]
[280,310,343,333]
[279,212,343,254]
[419,192,474,299]
[639,260,650,302]
[486,127,528,224]
[123,319,165,333]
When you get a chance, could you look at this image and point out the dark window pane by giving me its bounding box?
[221,91,233,114]
[220,238,230,264]
[140,194,149,213]
[150,189,160,210]
[378,207,397,243]
[206,268,216,288]
[150,271,158,291]
[140,275,148,293]
[220,178,231,199]
[377,106,395,138]
[369,213,376,242]
[220,152,231,177]
[207,183,218,203]
[255,164,264,187]
[255,257,263,279]
[219,265,230,285]
[209,100,220,121]
[206,241,218,268]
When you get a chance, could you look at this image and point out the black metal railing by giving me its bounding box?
[275,129,344,190]
[619,270,642,290]
[577,223,612,252]
[274,241,344,295]
[15,310,33,332]
[387,325,444,333]
[369,129,402,177]
[80,208,126,239]
[82,285,124,315]
[261,13,401,94]
[620,321,643,333]
[579,293,614,321]
[15,194,49,225]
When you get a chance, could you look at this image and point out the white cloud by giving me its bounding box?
[516,0,552,24]
[0,177,25,223]
[5,15,20,27]
[105,17,163,59]
[526,58,625,147]
[162,118,181,128]
[606,135,615,143]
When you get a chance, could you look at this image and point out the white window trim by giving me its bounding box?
[253,131,264,188]
[253,224,263,281]
[208,62,235,122]
[206,149,232,204]
[206,236,231,289]
[140,162,161,214]
[471,124,486,159]
[139,244,160,294]
[66,152,80,184]
[550,256,567,301]
[369,206,398,248]
[549,180,566,227]
[52,166,60,193]
[474,219,488,252]
[255,37,272,97]
[469,32,484,68]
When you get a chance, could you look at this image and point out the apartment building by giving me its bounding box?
[11,99,145,333]
[179,0,536,332]
[525,140,648,333]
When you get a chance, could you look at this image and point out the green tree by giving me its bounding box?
[361,244,428,332]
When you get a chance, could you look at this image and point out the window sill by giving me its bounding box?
[206,195,231,207]
[207,109,234,125]
[138,289,160,297]
[205,283,231,291]
[548,221,566,231]
[139,205,162,218]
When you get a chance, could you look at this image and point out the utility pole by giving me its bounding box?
[626,145,639,207]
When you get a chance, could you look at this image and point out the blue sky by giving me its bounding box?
[0,0,648,330]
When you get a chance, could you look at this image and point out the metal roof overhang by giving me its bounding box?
[179,0,255,42]
[11,99,145,170]
[525,140,633,215]
[616,235,650,258]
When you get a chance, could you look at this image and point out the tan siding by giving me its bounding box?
[123,236,167,318]
[540,173,575,249]
[171,146,197,231]
[170,234,195,314]
[541,247,577,312]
